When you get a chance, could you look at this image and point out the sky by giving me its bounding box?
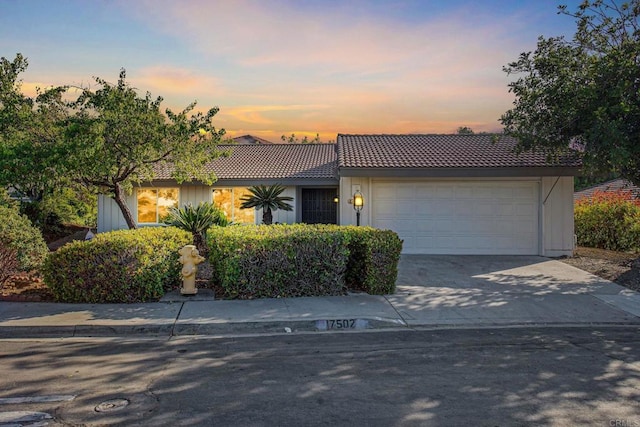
[1,0,583,142]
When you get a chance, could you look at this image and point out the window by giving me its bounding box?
[212,187,255,224]
[137,188,179,224]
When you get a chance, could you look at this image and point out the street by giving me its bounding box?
[1,327,639,426]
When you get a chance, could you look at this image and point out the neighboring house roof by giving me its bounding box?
[574,179,640,201]
[337,134,582,177]
[232,134,276,145]
[153,143,338,183]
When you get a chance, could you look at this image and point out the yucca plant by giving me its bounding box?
[164,202,229,255]
[240,184,293,225]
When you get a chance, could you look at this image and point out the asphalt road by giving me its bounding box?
[1,327,639,426]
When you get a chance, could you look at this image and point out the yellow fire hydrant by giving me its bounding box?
[178,245,205,295]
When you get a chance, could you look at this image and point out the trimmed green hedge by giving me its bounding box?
[43,227,192,303]
[342,226,403,295]
[208,224,349,298]
[0,205,49,272]
[208,224,403,299]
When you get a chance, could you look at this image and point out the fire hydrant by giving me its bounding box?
[178,245,205,295]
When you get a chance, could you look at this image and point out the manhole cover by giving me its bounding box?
[95,398,130,412]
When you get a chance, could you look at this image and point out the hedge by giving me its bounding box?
[575,190,640,252]
[0,205,49,272]
[341,226,403,295]
[207,224,403,299]
[43,227,192,303]
[208,224,349,298]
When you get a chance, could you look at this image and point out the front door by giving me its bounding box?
[301,188,338,224]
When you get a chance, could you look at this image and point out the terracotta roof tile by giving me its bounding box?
[153,143,337,180]
[337,134,582,169]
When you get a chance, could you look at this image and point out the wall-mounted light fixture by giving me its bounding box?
[333,196,339,203]
[353,190,364,226]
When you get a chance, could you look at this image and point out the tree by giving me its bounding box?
[0,54,73,208]
[240,184,293,225]
[66,70,226,229]
[456,126,475,135]
[281,133,328,143]
[500,0,640,186]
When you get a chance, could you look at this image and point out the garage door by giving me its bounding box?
[372,180,539,255]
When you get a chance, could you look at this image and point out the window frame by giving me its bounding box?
[212,187,256,224]
[136,187,180,225]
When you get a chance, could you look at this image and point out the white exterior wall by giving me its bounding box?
[541,176,575,257]
[338,177,371,226]
[259,186,297,224]
[98,184,300,232]
[97,194,129,233]
[339,176,575,257]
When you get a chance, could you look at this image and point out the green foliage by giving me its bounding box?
[456,126,475,135]
[280,133,329,144]
[43,227,192,303]
[207,224,403,298]
[574,190,640,251]
[240,184,293,225]
[164,202,229,255]
[207,224,349,299]
[0,54,73,203]
[67,69,227,229]
[0,205,48,271]
[501,1,640,186]
[342,226,403,295]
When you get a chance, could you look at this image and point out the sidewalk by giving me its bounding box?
[1,279,639,338]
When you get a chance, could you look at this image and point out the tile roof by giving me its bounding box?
[574,179,640,200]
[153,143,337,181]
[337,134,582,169]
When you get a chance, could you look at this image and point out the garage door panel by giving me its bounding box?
[372,180,539,255]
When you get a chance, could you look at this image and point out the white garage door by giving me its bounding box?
[372,180,539,255]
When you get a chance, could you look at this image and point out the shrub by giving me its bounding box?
[43,227,191,303]
[342,226,403,295]
[0,205,49,272]
[574,190,640,251]
[207,224,403,298]
[164,202,229,256]
[208,224,349,298]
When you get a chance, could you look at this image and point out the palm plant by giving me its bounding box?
[240,184,293,225]
[164,202,229,256]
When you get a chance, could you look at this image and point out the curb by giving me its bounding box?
[0,317,408,339]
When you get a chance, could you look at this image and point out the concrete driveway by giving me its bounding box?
[388,255,640,326]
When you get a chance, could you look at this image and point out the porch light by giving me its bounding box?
[333,196,339,203]
[353,190,364,226]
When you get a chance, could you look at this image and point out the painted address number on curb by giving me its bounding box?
[316,319,368,331]
[329,319,355,329]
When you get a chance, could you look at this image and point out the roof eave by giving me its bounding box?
[338,166,582,178]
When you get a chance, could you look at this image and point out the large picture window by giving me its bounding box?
[212,187,255,224]
[137,188,179,224]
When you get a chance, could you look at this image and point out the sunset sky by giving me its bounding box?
[1,0,583,142]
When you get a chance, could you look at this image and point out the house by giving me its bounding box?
[231,134,276,145]
[98,134,581,256]
[574,179,640,202]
